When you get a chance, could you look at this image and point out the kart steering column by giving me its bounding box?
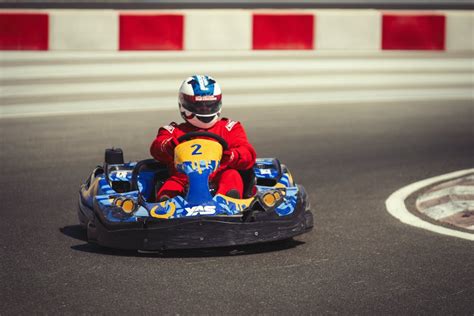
[175,134,226,206]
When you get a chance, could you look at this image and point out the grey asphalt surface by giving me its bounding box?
[1,100,473,314]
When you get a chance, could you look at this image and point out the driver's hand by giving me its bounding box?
[162,137,179,158]
[220,148,238,169]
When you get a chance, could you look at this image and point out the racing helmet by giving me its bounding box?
[178,75,222,129]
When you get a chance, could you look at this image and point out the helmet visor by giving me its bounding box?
[181,94,222,115]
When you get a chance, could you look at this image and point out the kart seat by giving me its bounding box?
[131,159,169,203]
[239,168,256,198]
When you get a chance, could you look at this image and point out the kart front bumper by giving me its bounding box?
[82,206,313,250]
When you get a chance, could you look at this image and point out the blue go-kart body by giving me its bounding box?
[78,132,313,250]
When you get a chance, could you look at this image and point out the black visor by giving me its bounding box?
[180,94,222,115]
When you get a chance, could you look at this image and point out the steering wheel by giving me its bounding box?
[177,131,229,151]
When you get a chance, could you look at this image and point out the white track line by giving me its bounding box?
[385,169,474,241]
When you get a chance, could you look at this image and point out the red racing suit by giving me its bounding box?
[150,118,257,199]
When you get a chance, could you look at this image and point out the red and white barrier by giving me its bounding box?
[0,11,48,50]
[0,9,472,51]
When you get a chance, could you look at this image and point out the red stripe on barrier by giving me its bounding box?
[382,14,446,50]
[119,14,184,50]
[0,13,48,50]
[253,14,314,50]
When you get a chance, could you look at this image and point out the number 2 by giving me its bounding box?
[191,144,202,155]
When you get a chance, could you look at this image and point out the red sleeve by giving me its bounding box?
[149,123,178,164]
[227,122,257,170]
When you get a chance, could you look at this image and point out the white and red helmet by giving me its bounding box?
[178,75,222,129]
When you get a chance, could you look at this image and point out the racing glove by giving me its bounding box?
[220,148,239,170]
[210,148,239,181]
[161,137,179,160]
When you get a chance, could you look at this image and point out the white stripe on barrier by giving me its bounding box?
[316,10,381,50]
[446,11,474,51]
[184,10,251,50]
[49,10,119,51]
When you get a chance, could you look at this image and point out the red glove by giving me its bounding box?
[210,148,239,181]
[220,148,239,170]
[161,137,179,160]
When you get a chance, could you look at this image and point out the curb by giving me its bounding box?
[416,174,474,231]
[386,169,474,241]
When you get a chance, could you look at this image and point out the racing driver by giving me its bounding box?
[150,75,256,201]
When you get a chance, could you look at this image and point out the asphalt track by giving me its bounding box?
[1,100,473,314]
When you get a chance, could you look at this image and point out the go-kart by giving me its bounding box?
[78,131,313,250]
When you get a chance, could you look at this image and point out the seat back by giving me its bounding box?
[239,168,256,198]
[131,159,169,203]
